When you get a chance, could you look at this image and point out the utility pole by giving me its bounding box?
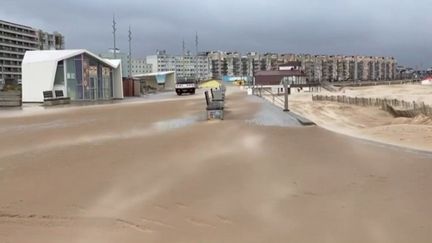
[195,32,199,81]
[182,39,186,81]
[128,25,132,78]
[283,77,290,112]
[112,14,117,59]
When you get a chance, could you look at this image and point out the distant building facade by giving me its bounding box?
[131,59,152,75]
[36,30,65,50]
[0,19,65,82]
[146,50,211,80]
[300,55,397,82]
[204,51,397,82]
[101,49,152,78]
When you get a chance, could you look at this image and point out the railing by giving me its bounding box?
[252,86,285,107]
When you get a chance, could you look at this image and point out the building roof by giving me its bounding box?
[133,71,175,78]
[280,61,302,67]
[254,70,305,76]
[104,59,121,68]
[23,49,121,68]
[0,19,34,30]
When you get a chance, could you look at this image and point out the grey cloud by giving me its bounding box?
[0,0,431,67]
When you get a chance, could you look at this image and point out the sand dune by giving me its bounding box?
[284,85,432,152]
[337,84,432,105]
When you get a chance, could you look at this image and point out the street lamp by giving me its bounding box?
[282,77,291,112]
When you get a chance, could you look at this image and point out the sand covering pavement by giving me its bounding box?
[0,88,432,243]
[199,80,221,89]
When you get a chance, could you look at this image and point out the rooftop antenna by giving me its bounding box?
[128,25,132,78]
[112,14,117,59]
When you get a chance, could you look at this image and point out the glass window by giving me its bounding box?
[54,60,65,85]
[66,58,78,100]
[82,55,90,100]
[75,56,83,100]
[102,66,112,99]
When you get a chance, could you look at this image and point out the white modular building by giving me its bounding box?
[133,71,176,90]
[22,49,123,102]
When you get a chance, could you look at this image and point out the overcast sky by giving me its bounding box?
[1,0,431,67]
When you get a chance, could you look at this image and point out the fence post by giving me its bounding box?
[421,102,426,115]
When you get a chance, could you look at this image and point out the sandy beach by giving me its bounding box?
[337,84,432,105]
[1,88,432,243]
[279,84,432,152]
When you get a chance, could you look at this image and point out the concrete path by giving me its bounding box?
[246,95,302,127]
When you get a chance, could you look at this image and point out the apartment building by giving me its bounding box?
[207,51,226,79]
[208,51,265,79]
[146,50,211,80]
[208,52,308,80]
[131,59,152,75]
[245,52,262,76]
[0,20,38,82]
[143,50,397,82]
[36,30,65,50]
[0,19,65,83]
[302,55,397,82]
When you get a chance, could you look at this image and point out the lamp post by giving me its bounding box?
[283,77,290,112]
[128,26,132,78]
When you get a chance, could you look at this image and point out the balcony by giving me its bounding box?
[0,55,23,61]
[0,41,38,50]
[0,34,38,45]
[0,26,37,39]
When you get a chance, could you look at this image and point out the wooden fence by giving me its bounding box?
[0,91,22,107]
[333,79,418,88]
[312,95,432,118]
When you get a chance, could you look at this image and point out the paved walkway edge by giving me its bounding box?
[288,111,316,126]
[255,93,316,126]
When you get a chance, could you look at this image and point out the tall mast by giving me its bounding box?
[128,25,132,78]
[195,32,199,80]
[182,39,185,80]
[112,14,117,59]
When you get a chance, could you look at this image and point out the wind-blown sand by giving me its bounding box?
[337,84,432,105]
[1,89,432,243]
[282,85,432,152]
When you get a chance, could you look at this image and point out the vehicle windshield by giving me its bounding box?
[176,79,195,84]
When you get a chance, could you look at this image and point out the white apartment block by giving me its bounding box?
[131,59,152,75]
[206,51,397,82]
[37,30,65,50]
[0,19,65,82]
[146,50,211,80]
